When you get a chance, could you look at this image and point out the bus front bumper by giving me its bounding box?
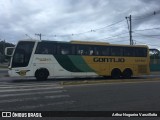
[8,69,13,77]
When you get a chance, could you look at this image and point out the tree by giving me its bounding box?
[0,41,15,63]
[149,49,160,59]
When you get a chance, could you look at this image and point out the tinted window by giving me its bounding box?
[110,46,123,56]
[123,47,135,56]
[12,41,35,67]
[76,45,90,55]
[35,42,56,54]
[57,44,72,55]
[135,48,147,57]
[94,46,110,56]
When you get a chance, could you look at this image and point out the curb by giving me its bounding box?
[150,72,160,75]
[61,78,160,86]
[0,75,9,78]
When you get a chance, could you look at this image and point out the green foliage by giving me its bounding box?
[0,41,15,63]
[150,55,160,59]
[0,41,14,54]
[149,49,160,59]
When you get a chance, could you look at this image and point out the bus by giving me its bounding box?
[5,39,150,80]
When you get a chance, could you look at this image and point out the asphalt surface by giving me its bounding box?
[64,80,160,111]
[0,70,160,119]
[0,77,160,110]
[0,69,8,77]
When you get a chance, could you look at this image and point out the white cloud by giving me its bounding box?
[0,0,160,50]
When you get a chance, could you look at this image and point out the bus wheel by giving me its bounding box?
[122,69,132,79]
[35,68,49,81]
[111,69,121,79]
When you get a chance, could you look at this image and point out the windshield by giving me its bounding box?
[12,41,35,68]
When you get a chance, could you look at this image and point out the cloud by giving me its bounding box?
[0,0,160,49]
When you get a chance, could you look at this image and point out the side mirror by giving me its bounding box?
[5,47,15,56]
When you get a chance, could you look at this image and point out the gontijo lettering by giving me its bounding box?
[93,57,125,62]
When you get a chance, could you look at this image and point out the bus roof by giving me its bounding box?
[70,40,110,45]
[17,39,148,48]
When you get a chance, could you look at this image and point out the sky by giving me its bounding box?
[0,0,160,50]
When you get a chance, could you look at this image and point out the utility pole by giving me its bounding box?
[129,15,133,45]
[35,33,42,40]
[126,15,133,45]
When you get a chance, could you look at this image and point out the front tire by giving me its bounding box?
[35,68,49,81]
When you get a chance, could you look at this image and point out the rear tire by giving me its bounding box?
[35,68,49,81]
[122,69,132,79]
[111,69,121,79]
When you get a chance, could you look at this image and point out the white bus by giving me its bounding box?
[5,39,150,80]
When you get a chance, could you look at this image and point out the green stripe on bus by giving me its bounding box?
[54,55,82,72]
[54,55,95,72]
[68,55,94,72]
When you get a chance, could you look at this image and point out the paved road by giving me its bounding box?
[64,80,160,111]
[0,80,75,111]
[1,78,160,119]
[0,69,8,77]
[0,78,160,111]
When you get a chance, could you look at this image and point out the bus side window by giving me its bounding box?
[111,47,123,56]
[88,46,94,55]
[76,45,82,55]
[135,48,141,57]
[71,45,75,55]
[123,47,135,57]
[135,48,147,57]
[57,44,71,55]
[76,45,89,55]
[61,48,69,55]
[89,50,94,55]
[97,46,110,56]
[35,42,56,55]
[94,47,99,55]
[42,48,49,54]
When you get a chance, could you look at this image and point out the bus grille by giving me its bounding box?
[138,65,147,73]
